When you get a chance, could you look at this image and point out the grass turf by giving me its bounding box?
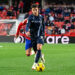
[0,43,75,75]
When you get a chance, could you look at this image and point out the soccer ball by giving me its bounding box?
[36,63,45,72]
[14,37,21,43]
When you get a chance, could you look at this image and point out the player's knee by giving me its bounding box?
[37,45,40,50]
[37,47,41,50]
[40,46,42,50]
[26,54,30,56]
[37,47,40,50]
[37,45,42,50]
[37,46,42,50]
[40,44,42,50]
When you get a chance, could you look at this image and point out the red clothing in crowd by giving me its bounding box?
[19,1,24,8]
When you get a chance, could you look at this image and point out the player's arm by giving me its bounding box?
[16,22,22,38]
[43,17,45,35]
[41,17,45,37]
[26,16,31,36]
[22,18,28,25]
[16,19,27,38]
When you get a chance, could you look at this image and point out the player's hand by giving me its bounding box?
[26,32,30,36]
[15,35,18,38]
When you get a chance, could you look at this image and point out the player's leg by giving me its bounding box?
[31,39,37,53]
[37,45,45,63]
[33,43,45,63]
[35,44,42,62]
[31,39,38,70]
[32,38,45,70]
[32,43,42,70]
[25,39,34,56]
[26,48,32,56]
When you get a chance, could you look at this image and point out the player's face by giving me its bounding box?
[32,7,39,16]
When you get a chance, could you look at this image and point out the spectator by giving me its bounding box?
[54,26,59,34]
[0,5,4,11]
[61,27,66,34]
[7,9,14,16]
[18,0,24,13]
[49,14,54,22]
[70,18,75,32]
[65,20,71,32]
[45,20,50,26]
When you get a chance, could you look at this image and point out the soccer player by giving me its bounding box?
[15,17,34,56]
[26,4,45,70]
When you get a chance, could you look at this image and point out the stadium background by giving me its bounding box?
[0,1,75,75]
[0,0,75,43]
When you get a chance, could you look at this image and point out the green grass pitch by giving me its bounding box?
[0,43,75,75]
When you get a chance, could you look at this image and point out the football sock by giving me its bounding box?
[35,50,41,63]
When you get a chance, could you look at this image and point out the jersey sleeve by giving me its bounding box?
[16,19,27,36]
[16,22,23,36]
[43,17,45,34]
[41,17,45,37]
[22,19,28,25]
[26,16,31,32]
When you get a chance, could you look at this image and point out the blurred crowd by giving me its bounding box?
[0,0,75,35]
[0,0,24,19]
[41,7,75,35]
[0,0,24,35]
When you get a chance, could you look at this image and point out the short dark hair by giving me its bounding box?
[31,4,39,8]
